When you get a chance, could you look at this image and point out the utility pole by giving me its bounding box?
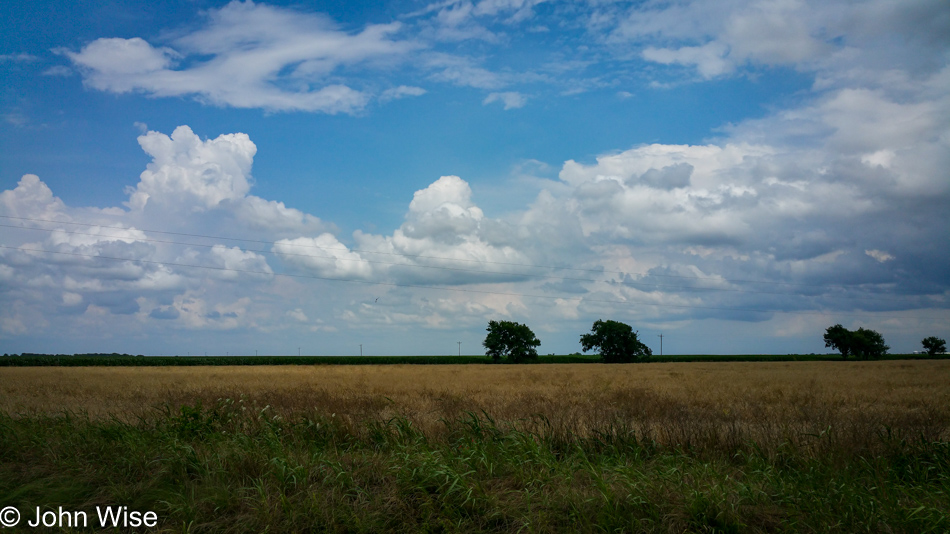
[457,341,461,356]
[359,344,363,356]
[657,334,664,357]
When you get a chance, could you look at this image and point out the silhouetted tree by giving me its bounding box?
[824,324,888,359]
[824,324,853,359]
[850,327,889,359]
[580,319,652,363]
[483,320,540,363]
[922,336,946,357]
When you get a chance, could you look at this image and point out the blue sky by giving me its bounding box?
[1,0,947,356]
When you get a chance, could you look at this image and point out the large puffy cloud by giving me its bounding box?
[404,175,485,240]
[0,125,320,340]
[65,1,421,113]
[273,234,372,279]
[129,126,255,210]
[557,143,767,244]
[514,128,948,326]
[126,125,328,235]
[0,175,67,219]
[271,175,533,289]
[351,176,531,285]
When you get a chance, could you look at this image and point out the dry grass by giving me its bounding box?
[3,360,948,454]
[3,361,949,532]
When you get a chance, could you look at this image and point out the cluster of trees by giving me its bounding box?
[484,320,946,363]
[824,326,947,359]
[823,324,890,359]
[483,319,651,364]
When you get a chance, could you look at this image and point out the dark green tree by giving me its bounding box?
[825,324,889,360]
[580,319,652,363]
[851,327,889,359]
[823,324,853,359]
[483,320,540,363]
[922,336,946,357]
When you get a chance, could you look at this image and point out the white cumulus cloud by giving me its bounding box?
[129,125,255,211]
[273,234,372,279]
[64,1,421,113]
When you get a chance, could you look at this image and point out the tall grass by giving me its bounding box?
[3,361,949,429]
[1,400,947,533]
[1,361,948,532]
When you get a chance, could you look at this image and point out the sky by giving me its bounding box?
[1,0,947,356]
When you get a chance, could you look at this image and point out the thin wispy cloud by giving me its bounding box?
[64,2,421,113]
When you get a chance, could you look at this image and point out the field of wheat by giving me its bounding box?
[3,360,949,451]
[2,360,948,532]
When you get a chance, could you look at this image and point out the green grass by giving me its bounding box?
[1,401,948,533]
[1,353,946,366]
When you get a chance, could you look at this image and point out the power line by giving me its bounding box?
[0,244,931,320]
[0,216,913,303]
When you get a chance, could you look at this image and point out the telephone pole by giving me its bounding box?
[657,334,664,357]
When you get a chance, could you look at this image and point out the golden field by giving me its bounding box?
[3,360,949,452]
[3,360,950,532]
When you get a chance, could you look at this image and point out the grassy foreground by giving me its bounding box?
[1,362,948,532]
[1,402,948,533]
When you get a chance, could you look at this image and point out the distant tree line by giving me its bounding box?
[822,325,945,359]
[2,353,143,358]
[5,328,944,363]
[483,320,946,363]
